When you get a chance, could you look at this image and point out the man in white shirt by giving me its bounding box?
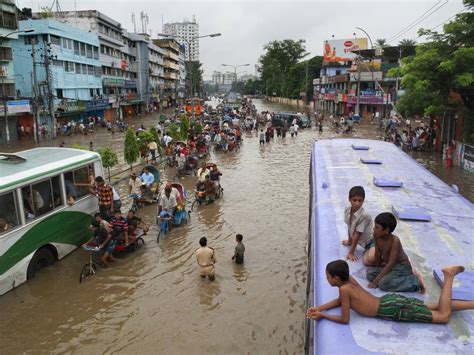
[196,162,210,183]
[147,141,158,162]
[163,134,172,147]
[158,187,177,217]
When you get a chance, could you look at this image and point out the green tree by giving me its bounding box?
[259,39,308,97]
[98,147,118,182]
[124,128,140,170]
[180,115,190,140]
[186,61,204,97]
[396,0,474,143]
[166,122,180,141]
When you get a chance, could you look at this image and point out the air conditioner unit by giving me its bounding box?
[0,66,8,77]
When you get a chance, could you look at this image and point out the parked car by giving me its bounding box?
[271,112,311,128]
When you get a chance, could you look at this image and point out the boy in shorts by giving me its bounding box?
[307,259,473,324]
[367,212,424,292]
[343,186,375,265]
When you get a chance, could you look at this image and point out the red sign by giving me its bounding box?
[344,41,353,47]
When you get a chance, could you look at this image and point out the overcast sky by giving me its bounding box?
[17,0,466,79]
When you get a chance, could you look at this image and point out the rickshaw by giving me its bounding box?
[156,182,190,241]
[191,163,223,210]
[130,165,161,212]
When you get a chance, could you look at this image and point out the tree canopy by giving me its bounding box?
[396,0,474,143]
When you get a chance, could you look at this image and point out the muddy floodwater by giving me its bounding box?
[0,99,473,354]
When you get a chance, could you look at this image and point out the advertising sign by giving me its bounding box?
[7,100,31,114]
[323,38,368,62]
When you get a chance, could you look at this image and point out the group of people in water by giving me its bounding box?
[306,185,473,325]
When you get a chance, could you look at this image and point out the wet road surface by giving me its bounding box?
[0,99,473,354]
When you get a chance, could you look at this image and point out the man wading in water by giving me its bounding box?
[195,237,216,281]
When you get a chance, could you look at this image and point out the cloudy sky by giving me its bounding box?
[17,0,466,79]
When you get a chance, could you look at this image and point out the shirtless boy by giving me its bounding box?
[367,212,424,292]
[307,259,473,324]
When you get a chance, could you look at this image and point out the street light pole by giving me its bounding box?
[1,28,34,145]
[221,63,250,94]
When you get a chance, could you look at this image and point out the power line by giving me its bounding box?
[416,9,466,40]
[387,0,449,43]
[387,0,443,42]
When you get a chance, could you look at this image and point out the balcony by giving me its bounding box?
[163,60,179,71]
[164,72,178,80]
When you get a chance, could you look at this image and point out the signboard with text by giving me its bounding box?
[323,38,368,62]
[7,100,31,114]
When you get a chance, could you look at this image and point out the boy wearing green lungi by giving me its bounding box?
[306,260,473,324]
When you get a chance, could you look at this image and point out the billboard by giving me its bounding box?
[7,100,31,114]
[323,38,368,62]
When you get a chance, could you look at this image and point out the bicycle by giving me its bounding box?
[79,244,101,283]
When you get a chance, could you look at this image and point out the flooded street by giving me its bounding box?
[0,99,473,354]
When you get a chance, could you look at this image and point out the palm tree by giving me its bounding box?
[398,39,417,47]
[375,38,389,48]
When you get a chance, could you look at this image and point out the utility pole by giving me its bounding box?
[355,51,361,116]
[31,38,39,142]
[44,42,56,138]
[2,63,9,145]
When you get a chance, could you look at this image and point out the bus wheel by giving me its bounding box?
[26,247,55,280]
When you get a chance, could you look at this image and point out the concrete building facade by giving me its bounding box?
[163,17,199,61]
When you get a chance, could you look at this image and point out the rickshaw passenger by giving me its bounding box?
[141,167,154,189]
[109,210,129,246]
[204,176,216,202]
[197,162,210,183]
[126,210,150,234]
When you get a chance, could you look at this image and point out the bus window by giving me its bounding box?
[52,175,62,208]
[0,191,19,234]
[73,165,93,199]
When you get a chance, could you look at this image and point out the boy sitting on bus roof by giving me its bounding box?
[366,212,425,292]
[342,186,375,265]
[307,260,473,324]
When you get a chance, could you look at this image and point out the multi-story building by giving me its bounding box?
[316,45,415,118]
[154,38,180,107]
[128,32,165,109]
[0,0,19,143]
[163,17,199,61]
[212,71,223,85]
[54,10,142,119]
[13,19,102,131]
[223,72,236,85]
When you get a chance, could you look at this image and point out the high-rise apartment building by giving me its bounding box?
[163,16,199,61]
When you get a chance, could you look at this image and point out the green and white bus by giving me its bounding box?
[0,148,103,295]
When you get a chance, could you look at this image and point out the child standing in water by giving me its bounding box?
[232,234,245,264]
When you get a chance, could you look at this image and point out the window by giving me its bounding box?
[0,191,20,233]
[65,62,75,72]
[50,35,61,46]
[56,88,63,98]
[0,11,17,29]
[24,35,35,45]
[86,44,93,59]
[80,42,86,56]
[74,41,80,55]
[93,47,99,60]
[87,65,94,75]
[66,166,93,199]
[81,64,87,75]
[22,177,61,219]
[53,60,63,67]
[75,63,81,74]
[94,66,101,77]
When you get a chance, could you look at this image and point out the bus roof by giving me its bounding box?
[0,148,100,191]
[309,139,473,354]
